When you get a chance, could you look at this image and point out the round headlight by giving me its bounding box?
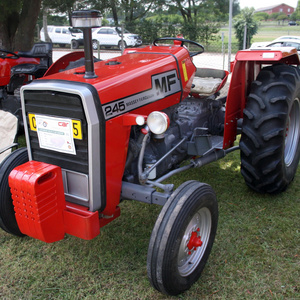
[147,111,169,135]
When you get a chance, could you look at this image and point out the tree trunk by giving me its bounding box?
[43,7,52,43]
[111,0,119,25]
[14,0,42,51]
[0,9,19,51]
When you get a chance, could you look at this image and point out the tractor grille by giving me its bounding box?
[23,90,88,174]
[21,80,106,212]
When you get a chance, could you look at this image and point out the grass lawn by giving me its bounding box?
[220,21,300,45]
[0,138,299,299]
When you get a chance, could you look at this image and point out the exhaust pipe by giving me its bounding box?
[71,10,102,79]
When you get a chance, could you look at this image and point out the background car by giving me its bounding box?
[265,39,300,56]
[40,26,83,49]
[272,35,300,42]
[92,27,142,50]
[250,36,300,51]
[288,21,297,26]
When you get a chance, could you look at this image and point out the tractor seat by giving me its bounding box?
[17,42,53,68]
[18,43,53,59]
[191,68,227,97]
[8,43,53,92]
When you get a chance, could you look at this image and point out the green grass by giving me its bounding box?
[218,21,300,46]
[0,138,299,299]
[252,24,300,43]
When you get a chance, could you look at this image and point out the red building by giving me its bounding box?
[255,3,295,16]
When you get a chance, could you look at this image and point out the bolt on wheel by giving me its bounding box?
[178,207,211,277]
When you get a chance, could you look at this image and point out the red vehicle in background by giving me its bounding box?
[0,43,52,128]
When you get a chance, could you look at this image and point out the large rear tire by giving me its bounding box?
[240,64,300,193]
[147,181,218,296]
[0,148,28,236]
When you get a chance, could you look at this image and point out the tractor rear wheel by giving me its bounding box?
[240,64,300,193]
[147,181,218,296]
[0,148,28,236]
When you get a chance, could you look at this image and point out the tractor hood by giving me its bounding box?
[41,45,196,119]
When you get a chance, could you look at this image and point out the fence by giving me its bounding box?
[53,41,239,72]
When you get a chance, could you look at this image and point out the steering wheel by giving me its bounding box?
[0,49,20,59]
[153,37,204,57]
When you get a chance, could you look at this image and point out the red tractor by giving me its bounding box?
[1,10,300,296]
[0,43,53,129]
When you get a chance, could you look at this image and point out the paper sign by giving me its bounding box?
[35,115,76,155]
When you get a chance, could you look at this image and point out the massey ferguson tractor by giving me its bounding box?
[1,10,300,296]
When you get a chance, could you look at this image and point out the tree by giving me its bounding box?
[277,12,288,25]
[234,8,259,50]
[269,12,280,20]
[90,0,157,27]
[0,0,42,51]
[254,12,269,22]
[296,0,300,15]
[291,2,300,21]
[42,5,52,43]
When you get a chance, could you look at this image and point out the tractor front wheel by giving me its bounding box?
[0,148,28,236]
[240,64,300,193]
[147,181,218,296]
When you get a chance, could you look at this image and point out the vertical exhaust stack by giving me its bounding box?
[71,10,102,79]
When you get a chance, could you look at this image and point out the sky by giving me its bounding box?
[239,0,298,10]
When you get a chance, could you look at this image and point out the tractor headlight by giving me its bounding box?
[147,111,169,135]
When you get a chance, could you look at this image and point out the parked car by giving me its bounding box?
[250,36,300,49]
[272,35,300,42]
[250,41,270,49]
[265,39,300,56]
[92,26,142,50]
[40,26,84,49]
[288,21,297,26]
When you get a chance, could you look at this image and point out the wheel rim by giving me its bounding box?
[177,207,211,277]
[285,98,300,167]
[92,41,98,50]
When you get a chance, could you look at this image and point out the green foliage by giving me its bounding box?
[101,18,110,26]
[234,8,259,50]
[277,12,288,21]
[291,1,300,21]
[270,12,280,20]
[127,19,161,44]
[0,0,22,22]
[37,14,67,28]
[128,18,182,44]
[254,12,269,22]
[297,0,300,13]
[126,10,221,45]
[181,21,221,44]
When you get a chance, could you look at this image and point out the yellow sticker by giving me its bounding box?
[72,119,83,140]
[28,113,37,131]
[182,61,189,82]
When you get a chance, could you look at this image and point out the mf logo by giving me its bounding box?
[102,69,181,120]
[153,70,181,96]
